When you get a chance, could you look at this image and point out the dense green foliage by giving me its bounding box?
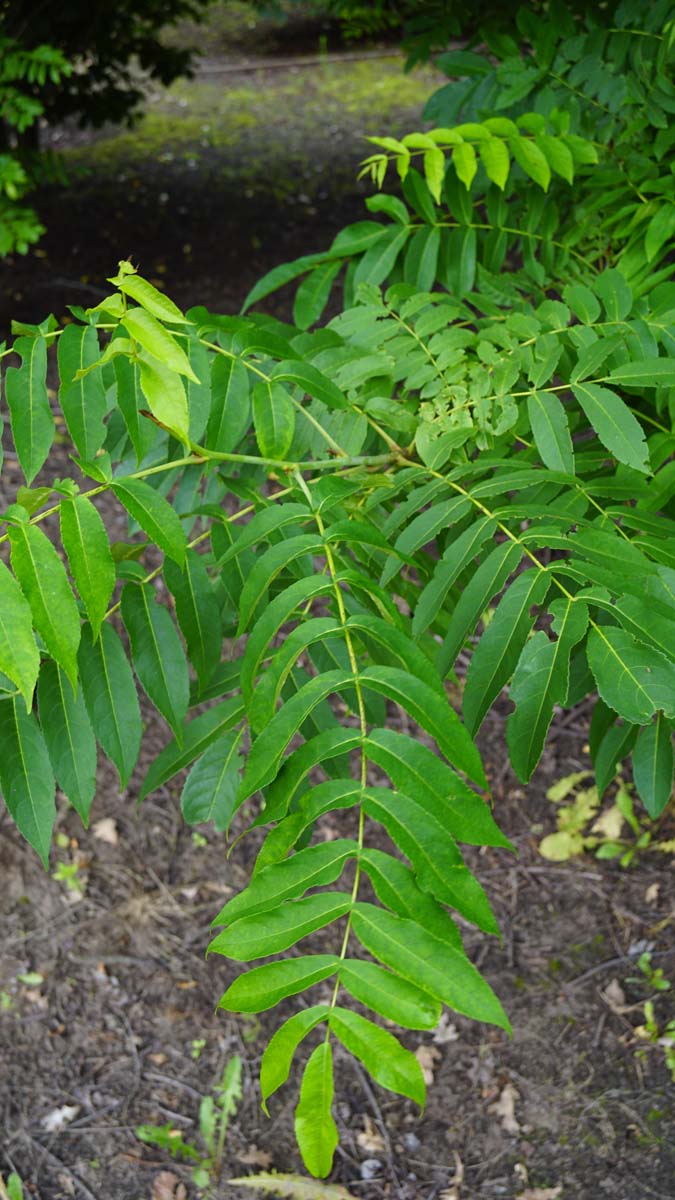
[0,0,674,1178]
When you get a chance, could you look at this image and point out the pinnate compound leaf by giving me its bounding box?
[5,335,53,483]
[632,714,674,818]
[181,729,243,831]
[253,380,295,461]
[218,956,340,1014]
[164,553,222,690]
[112,478,186,565]
[352,903,510,1031]
[57,324,107,461]
[9,518,81,689]
[507,599,588,783]
[78,623,142,787]
[328,1008,425,1106]
[212,840,358,926]
[527,391,574,474]
[338,959,441,1031]
[0,559,39,708]
[260,1006,330,1114]
[587,626,675,725]
[209,892,351,961]
[138,698,244,801]
[121,583,190,738]
[572,383,649,474]
[60,495,115,638]
[464,569,551,736]
[0,696,55,866]
[38,660,97,825]
[295,1043,338,1179]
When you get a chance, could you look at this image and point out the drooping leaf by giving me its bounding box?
[122,306,198,381]
[632,714,674,818]
[587,625,675,725]
[9,518,81,688]
[0,696,55,866]
[5,334,53,483]
[164,552,222,690]
[38,660,97,825]
[57,324,107,461]
[181,729,244,831]
[436,541,523,676]
[253,380,295,461]
[60,495,115,638]
[138,698,245,801]
[112,477,187,565]
[328,1007,425,1105]
[205,355,250,453]
[78,622,142,787]
[138,353,189,443]
[0,559,40,708]
[572,383,649,474]
[294,1043,338,1179]
[260,1006,330,1114]
[527,391,575,474]
[352,903,510,1030]
[121,583,190,737]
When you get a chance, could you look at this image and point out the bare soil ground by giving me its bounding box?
[1,7,674,1199]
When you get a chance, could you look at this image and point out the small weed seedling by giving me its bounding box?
[0,1172,24,1200]
[626,954,675,1082]
[136,1055,242,1190]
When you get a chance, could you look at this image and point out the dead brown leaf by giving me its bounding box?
[518,1188,562,1199]
[356,1115,385,1156]
[238,1146,274,1168]
[415,1044,441,1085]
[151,1171,187,1200]
[92,817,118,845]
[601,978,627,1013]
[490,1082,520,1134]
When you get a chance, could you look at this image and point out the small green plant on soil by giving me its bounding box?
[0,1171,24,1200]
[136,1055,243,1190]
[626,954,675,1083]
[0,0,675,1180]
[539,773,675,865]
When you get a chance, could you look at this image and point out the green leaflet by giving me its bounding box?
[216,503,311,569]
[236,535,325,636]
[436,540,523,677]
[360,665,486,786]
[114,356,157,464]
[328,1008,425,1107]
[463,569,551,736]
[241,251,328,313]
[607,358,675,387]
[344,613,445,697]
[240,670,353,800]
[352,903,510,1031]
[121,583,190,738]
[293,260,343,330]
[632,714,674,818]
[38,660,97,825]
[572,383,650,474]
[271,360,348,411]
[9,518,81,689]
[112,272,191,324]
[138,698,245,801]
[5,334,53,483]
[205,355,250,453]
[60,495,115,638]
[295,1043,338,1179]
[138,353,189,443]
[260,1005,330,1114]
[181,729,243,831]
[362,786,497,929]
[0,696,55,866]
[78,622,142,787]
[252,380,295,460]
[190,657,243,706]
[164,552,222,690]
[209,892,352,961]
[413,516,497,638]
[365,727,508,850]
[381,495,470,587]
[218,955,340,1014]
[122,306,198,381]
[0,559,40,708]
[248,618,342,732]
[57,324,107,461]
[212,840,358,926]
[527,391,575,474]
[338,959,441,1031]
[509,134,550,189]
[507,599,589,782]
[112,478,186,565]
[240,576,335,702]
[353,225,410,287]
[587,625,675,726]
[262,728,364,824]
[359,847,463,946]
